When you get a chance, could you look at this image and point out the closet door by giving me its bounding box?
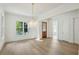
[0,12,5,50]
[74,17,79,44]
[0,12,5,41]
[52,19,58,39]
[62,19,69,42]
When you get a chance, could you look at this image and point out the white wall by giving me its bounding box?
[0,8,5,50]
[5,12,39,42]
[52,9,79,44]
[47,18,53,38]
[37,18,53,39]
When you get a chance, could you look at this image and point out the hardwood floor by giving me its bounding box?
[0,38,78,55]
[78,45,79,55]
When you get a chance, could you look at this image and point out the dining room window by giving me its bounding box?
[16,21,28,35]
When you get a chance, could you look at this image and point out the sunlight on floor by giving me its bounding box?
[35,38,43,41]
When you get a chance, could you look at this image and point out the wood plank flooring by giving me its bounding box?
[78,45,79,55]
[0,38,78,55]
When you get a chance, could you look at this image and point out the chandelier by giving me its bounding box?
[32,3,35,19]
[28,3,37,27]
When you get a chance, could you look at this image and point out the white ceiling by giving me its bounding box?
[32,3,61,16]
[0,3,62,16]
[0,3,79,19]
[0,3,32,16]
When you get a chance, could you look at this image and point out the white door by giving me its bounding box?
[62,19,70,42]
[74,17,79,44]
[53,19,58,39]
[0,11,5,50]
[1,15,5,40]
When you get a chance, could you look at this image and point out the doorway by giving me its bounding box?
[42,22,47,38]
[52,19,58,40]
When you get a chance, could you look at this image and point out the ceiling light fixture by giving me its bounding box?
[32,3,34,20]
